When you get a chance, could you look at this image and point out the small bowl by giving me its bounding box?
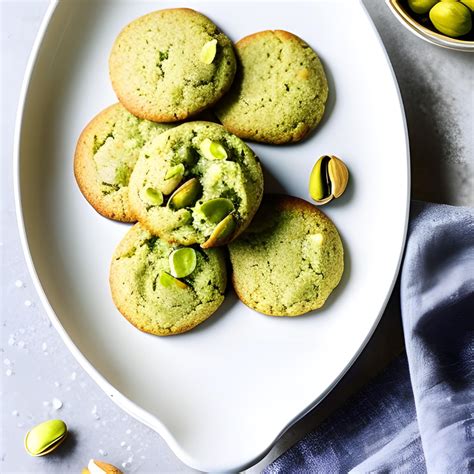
[386,0,474,52]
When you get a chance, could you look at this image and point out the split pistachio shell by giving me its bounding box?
[199,138,228,160]
[199,39,218,64]
[24,419,67,456]
[165,163,185,181]
[84,459,123,474]
[169,248,197,278]
[199,198,234,224]
[201,213,237,248]
[168,178,202,210]
[429,1,472,36]
[144,187,163,206]
[309,155,349,205]
[159,271,188,289]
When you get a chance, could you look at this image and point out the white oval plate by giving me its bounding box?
[15,0,409,471]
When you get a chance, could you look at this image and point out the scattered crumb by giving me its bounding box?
[5,369,13,376]
[15,280,24,288]
[52,398,63,410]
[11,410,19,417]
[24,300,32,307]
[3,358,11,366]
[120,441,126,448]
[70,371,77,381]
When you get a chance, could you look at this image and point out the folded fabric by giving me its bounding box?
[264,202,474,473]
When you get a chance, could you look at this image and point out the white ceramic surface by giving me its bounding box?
[15,0,409,471]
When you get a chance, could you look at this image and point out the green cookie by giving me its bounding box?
[229,195,344,316]
[109,8,236,122]
[216,30,329,144]
[74,103,173,222]
[110,223,227,335]
[128,121,264,247]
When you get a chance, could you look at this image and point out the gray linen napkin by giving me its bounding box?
[263,202,474,473]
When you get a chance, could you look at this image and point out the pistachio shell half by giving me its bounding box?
[159,271,188,289]
[199,39,218,64]
[199,138,228,160]
[168,178,202,210]
[309,155,349,205]
[24,419,67,456]
[199,198,234,224]
[201,213,237,248]
[83,459,123,474]
[169,248,197,278]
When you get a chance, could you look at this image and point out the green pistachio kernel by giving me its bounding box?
[201,213,237,248]
[165,163,185,181]
[24,419,67,456]
[308,155,330,201]
[144,187,163,206]
[407,0,439,14]
[159,271,188,289]
[169,248,197,278]
[199,198,234,224]
[199,138,228,160]
[199,39,218,64]
[429,1,472,37]
[168,178,202,210]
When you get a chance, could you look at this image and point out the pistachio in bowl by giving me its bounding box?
[387,0,474,51]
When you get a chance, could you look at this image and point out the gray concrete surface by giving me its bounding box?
[1,1,472,473]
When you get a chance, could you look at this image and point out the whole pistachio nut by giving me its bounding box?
[83,459,123,474]
[461,0,474,12]
[200,39,218,64]
[201,213,237,248]
[199,138,228,160]
[24,419,67,456]
[159,271,188,289]
[199,198,234,224]
[407,0,439,14]
[143,187,163,206]
[169,248,197,278]
[429,1,472,37]
[168,178,202,210]
[309,155,349,205]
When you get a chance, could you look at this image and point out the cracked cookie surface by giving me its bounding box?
[109,8,236,122]
[216,30,328,144]
[228,195,344,316]
[128,121,264,247]
[74,103,173,222]
[110,223,227,335]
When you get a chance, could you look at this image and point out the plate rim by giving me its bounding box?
[13,0,411,471]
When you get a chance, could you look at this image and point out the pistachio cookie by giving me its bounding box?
[109,8,237,122]
[228,195,344,316]
[110,223,227,335]
[74,104,173,222]
[128,122,264,248]
[216,30,328,144]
